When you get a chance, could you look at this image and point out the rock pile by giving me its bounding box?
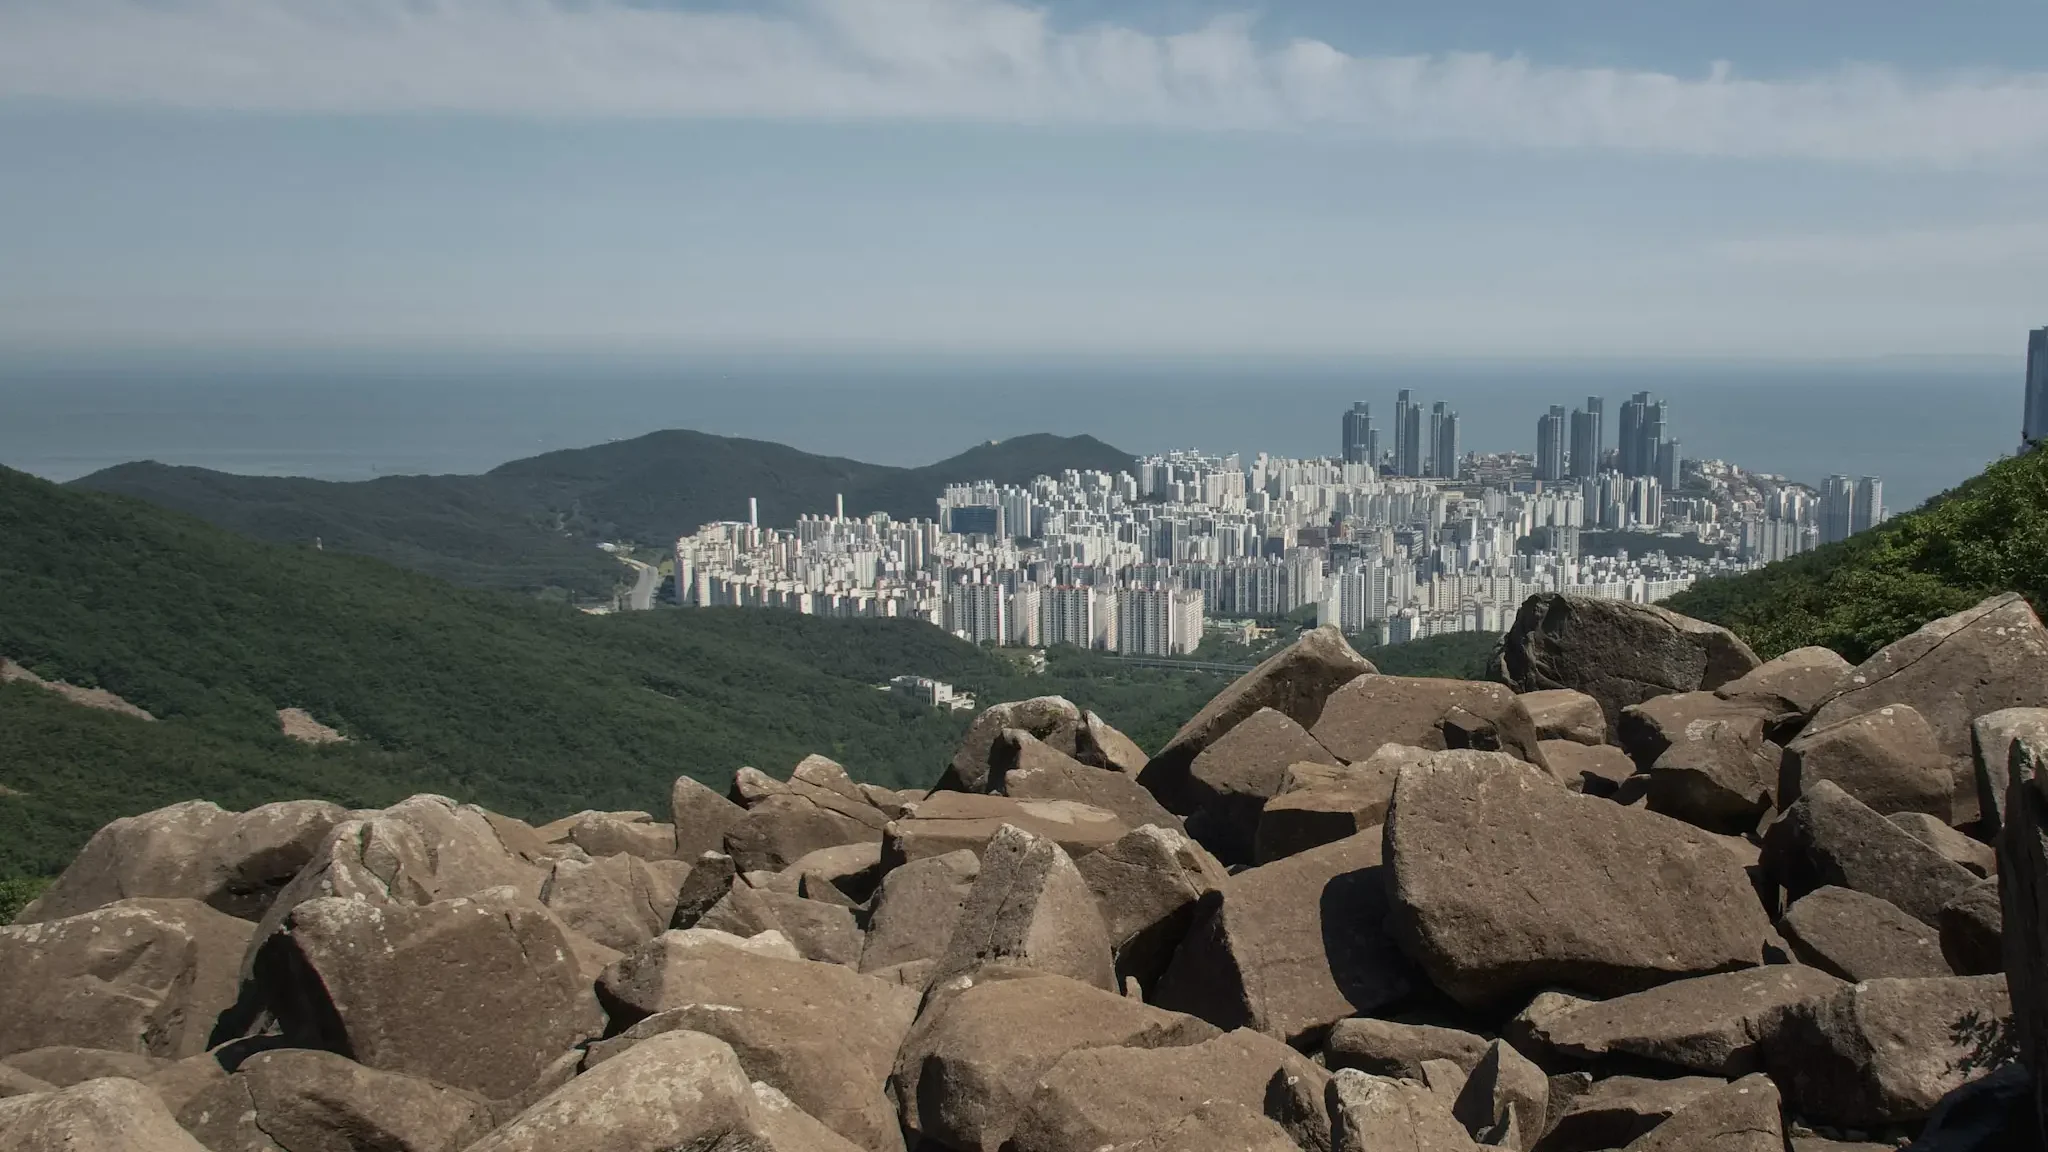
[6,594,2048,1150]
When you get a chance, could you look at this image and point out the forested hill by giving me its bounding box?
[0,465,1211,879]
[70,430,1134,597]
[1666,444,2048,662]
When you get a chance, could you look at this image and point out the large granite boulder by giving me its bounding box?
[1714,646,1852,715]
[881,793,1128,866]
[1074,824,1229,994]
[1154,829,1419,1045]
[891,968,1218,1152]
[264,894,603,1100]
[1167,707,1338,864]
[1386,751,1769,1009]
[174,1048,493,1152]
[931,823,1116,991]
[1539,740,1638,796]
[670,774,745,860]
[1762,974,2013,1127]
[1761,779,1979,927]
[1616,1073,1785,1152]
[1541,1075,1724,1152]
[0,1077,213,1152]
[1976,708,2048,839]
[1630,696,1779,834]
[0,1048,166,1088]
[1309,675,1547,769]
[537,851,680,952]
[1100,1102,1301,1152]
[1496,594,1761,742]
[1518,689,1607,746]
[695,875,863,966]
[1323,1018,1491,1079]
[1780,703,1953,819]
[1326,1069,1480,1152]
[0,897,250,1059]
[1141,627,1375,793]
[1811,594,2048,823]
[1525,965,1845,1076]
[723,760,891,873]
[2000,730,2048,1145]
[940,697,1087,794]
[859,849,979,973]
[989,730,1179,834]
[1776,885,1953,980]
[1940,878,2004,977]
[1891,811,1997,878]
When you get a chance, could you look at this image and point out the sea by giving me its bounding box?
[0,347,2025,514]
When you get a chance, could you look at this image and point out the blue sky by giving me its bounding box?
[1,0,2045,357]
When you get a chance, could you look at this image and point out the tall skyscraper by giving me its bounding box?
[1568,407,1599,480]
[1819,475,1856,544]
[1618,393,1648,476]
[1853,477,1884,534]
[1393,390,1416,477]
[1434,405,1461,480]
[1658,438,1682,491]
[1342,402,1377,465]
[2027,327,2048,447]
[1536,405,1567,482]
[1585,396,1605,470]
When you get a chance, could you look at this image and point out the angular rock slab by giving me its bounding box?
[1714,645,1851,715]
[1309,675,1547,769]
[990,729,1180,834]
[1940,878,2004,977]
[860,848,979,973]
[174,1048,493,1152]
[932,822,1116,991]
[1326,1069,1480,1152]
[1142,626,1375,791]
[1386,751,1770,1009]
[670,774,746,860]
[1527,965,1846,1076]
[0,1077,213,1152]
[941,696,1085,794]
[1761,779,1978,927]
[1781,703,1953,819]
[1762,974,2013,1127]
[1174,707,1337,864]
[1324,1018,1492,1080]
[1519,689,1607,746]
[1974,707,2048,839]
[1074,824,1228,993]
[1999,731,2048,1145]
[1776,885,1953,981]
[882,793,1128,867]
[1617,1073,1785,1152]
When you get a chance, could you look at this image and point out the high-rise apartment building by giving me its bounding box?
[1342,403,1378,465]
[1569,407,1599,480]
[1432,403,1461,480]
[1115,587,1204,656]
[1536,405,1567,482]
[1038,586,1096,649]
[1008,583,1042,647]
[1853,477,1883,534]
[1658,439,1682,491]
[1393,390,1415,477]
[944,581,1007,645]
[1585,396,1604,470]
[1618,392,1648,476]
[1819,475,1856,545]
[2026,327,2048,447]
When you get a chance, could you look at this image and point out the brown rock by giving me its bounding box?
[0,1077,213,1152]
[942,696,1086,793]
[882,793,1128,866]
[1539,740,1637,796]
[1940,878,2004,976]
[891,968,1218,1152]
[1519,689,1608,746]
[723,790,886,874]
[1142,626,1376,793]
[266,894,602,1100]
[1639,701,1779,834]
[787,841,885,905]
[1074,825,1228,993]
[1076,711,1150,777]
[1998,731,2048,1142]
[1255,786,1392,864]
[1497,594,1762,743]
[1386,751,1769,1009]
[1539,1075,1723,1152]
[1003,1028,1333,1152]
[1617,691,1777,774]
[1617,1073,1785,1152]
[174,1048,492,1152]
[1102,1101,1302,1152]
[0,898,250,1059]
[730,765,787,806]
[932,823,1116,990]
[860,849,979,973]
[593,930,918,1150]
[1715,646,1852,715]
[1324,1018,1492,1079]
[1782,704,1953,819]
[1973,707,2048,838]
[1811,594,2048,824]
[1171,708,1339,864]
[558,810,678,862]
[1154,829,1420,1045]
[991,730,1180,833]
[1452,1038,1549,1144]
[1761,779,1978,926]
[538,851,678,952]
[1889,811,1996,878]
[1776,886,1953,980]
[0,1066,51,1100]
[1527,965,1847,1076]
[697,880,863,967]
[0,1048,167,1089]
[1327,1069,1481,1152]
[670,774,746,859]
[1310,675,1547,769]
[1762,974,2012,1127]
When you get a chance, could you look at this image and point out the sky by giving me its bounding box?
[1,0,2046,358]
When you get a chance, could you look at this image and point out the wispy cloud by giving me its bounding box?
[3,0,2048,165]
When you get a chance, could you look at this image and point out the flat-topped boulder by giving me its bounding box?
[1715,646,1852,715]
[1761,780,1978,927]
[1762,974,2013,1127]
[1781,703,1952,819]
[989,729,1180,833]
[882,792,1128,866]
[0,1077,213,1152]
[1141,626,1375,790]
[174,1048,493,1152]
[1776,885,1954,981]
[1308,675,1546,768]
[1518,688,1607,745]
[1526,965,1845,1076]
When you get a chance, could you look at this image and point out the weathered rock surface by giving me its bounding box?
[174,1047,493,1152]
[1101,1101,1303,1152]
[0,1065,51,1100]
[1386,751,1769,1009]
[1636,697,1780,834]
[1327,1068,1481,1152]
[989,729,1180,834]
[1074,824,1228,992]
[882,792,1128,866]
[1172,707,1338,863]
[538,851,680,951]
[1539,1075,1724,1152]
[0,1047,167,1088]
[0,1077,213,1152]
[931,823,1115,990]
[1142,626,1375,790]
[1155,829,1419,1045]
[1762,974,2013,1127]
[1497,594,1761,742]
[1452,1038,1548,1144]
[1616,1073,1785,1152]
[1616,691,1775,773]
[1782,703,1953,818]
[0,897,250,1059]
[1974,707,2048,838]
[1777,885,1953,981]
[1999,731,2048,1146]
[696,877,863,966]
[723,784,888,874]
[1890,811,1996,878]
[1939,878,2004,977]
[1715,645,1852,715]
[670,774,746,860]
[786,841,884,905]
[1519,689,1607,746]
[266,894,602,1100]
[941,696,1087,794]
[891,968,1218,1152]
[556,810,680,862]
[1762,780,1979,927]
[860,848,979,973]
[1310,675,1547,769]
[1255,784,1393,864]
[1527,965,1846,1076]
[1324,1018,1492,1079]
[1811,593,2048,822]
[1539,740,1637,796]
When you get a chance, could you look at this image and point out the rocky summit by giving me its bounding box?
[3,596,2047,1151]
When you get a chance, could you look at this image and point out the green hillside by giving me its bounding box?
[0,466,1211,879]
[1666,445,2048,661]
[72,430,1133,598]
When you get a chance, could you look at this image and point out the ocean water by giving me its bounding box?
[0,347,2024,513]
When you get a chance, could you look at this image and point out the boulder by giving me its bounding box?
[860,849,979,973]
[881,793,1128,867]
[1170,707,1338,864]
[0,897,250,1059]
[932,823,1116,991]
[942,697,1087,794]
[1999,731,2048,1144]
[1538,1075,1723,1152]
[1762,974,2012,1127]
[1255,786,1392,864]
[1309,675,1547,769]
[1527,965,1846,1076]
[1761,779,1979,926]
[265,894,603,1100]
[1155,829,1420,1045]
[1714,645,1852,715]
[1142,627,1375,790]
[538,851,678,951]
[1640,704,1779,834]
[1539,740,1637,796]
[891,968,1218,1152]
[670,774,746,859]
[1781,704,1953,819]
[1616,692,1776,774]
[174,1048,493,1152]
[1776,886,1953,980]
[0,1077,213,1152]
[1324,1018,1491,1079]
[1075,711,1150,777]
[1616,1073,1785,1152]
[989,730,1180,834]
[593,930,918,1150]
[1940,878,2004,976]
[561,810,679,861]
[1074,824,1229,993]
[696,880,863,967]
[786,841,885,905]
[1973,708,2048,838]
[0,1066,51,1100]
[1386,751,1769,1009]
[669,849,737,929]
[1811,594,2048,823]
[1890,811,1996,878]
[1002,1028,1332,1152]
[1102,1101,1303,1152]
[1496,594,1761,742]
[1,1048,166,1088]
[1518,689,1607,746]
[723,790,886,874]
[730,765,786,806]
[1326,1069,1480,1152]
[1451,1039,1548,1144]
